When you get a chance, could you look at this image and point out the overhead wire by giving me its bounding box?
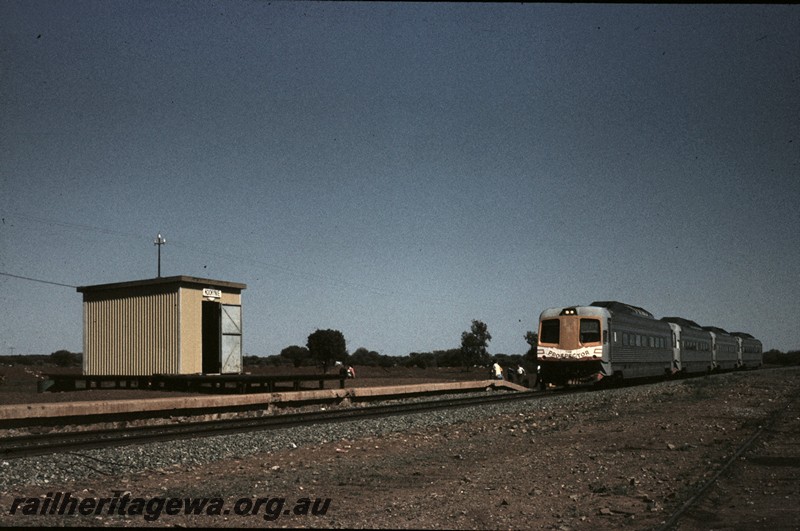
[0,272,77,288]
[3,211,461,305]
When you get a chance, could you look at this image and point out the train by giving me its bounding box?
[535,301,762,388]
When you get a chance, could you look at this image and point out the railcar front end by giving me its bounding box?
[537,306,610,387]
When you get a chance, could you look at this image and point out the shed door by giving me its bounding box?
[202,301,222,373]
[220,304,242,374]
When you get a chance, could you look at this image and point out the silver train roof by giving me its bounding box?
[539,301,653,320]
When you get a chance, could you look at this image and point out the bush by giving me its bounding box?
[763,349,800,366]
[280,345,312,368]
[50,350,82,367]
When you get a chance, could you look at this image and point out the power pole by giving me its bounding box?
[154,233,166,277]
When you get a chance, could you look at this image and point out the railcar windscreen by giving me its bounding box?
[540,319,560,344]
[579,319,601,344]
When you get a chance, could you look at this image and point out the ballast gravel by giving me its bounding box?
[2,389,604,489]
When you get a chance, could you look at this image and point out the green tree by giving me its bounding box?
[523,331,539,364]
[306,329,348,372]
[524,331,538,350]
[460,320,492,368]
[280,345,311,368]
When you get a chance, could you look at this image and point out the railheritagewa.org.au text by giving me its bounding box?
[8,491,331,522]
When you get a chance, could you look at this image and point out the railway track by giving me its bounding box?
[0,389,548,460]
[0,373,707,460]
[657,392,800,530]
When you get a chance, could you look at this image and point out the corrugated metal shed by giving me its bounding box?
[77,276,246,376]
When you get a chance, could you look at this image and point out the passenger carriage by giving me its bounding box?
[703,326,740,371]
[661,317,713,375]
[732,332,763,369]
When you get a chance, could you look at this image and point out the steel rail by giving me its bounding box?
[0,389,546,459]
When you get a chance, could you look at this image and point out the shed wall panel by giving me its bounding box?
[221,292,241,305]
[83,291,180,375]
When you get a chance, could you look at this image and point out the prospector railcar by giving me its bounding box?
[536,301,762,388]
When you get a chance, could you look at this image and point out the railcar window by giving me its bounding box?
[540,319,560,344]
[579,319,601,343]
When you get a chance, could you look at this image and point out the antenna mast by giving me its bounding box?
[154,233,166,277]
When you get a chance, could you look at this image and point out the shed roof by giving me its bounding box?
[76,276,246,294]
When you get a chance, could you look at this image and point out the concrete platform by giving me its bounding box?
[0,380,529,423]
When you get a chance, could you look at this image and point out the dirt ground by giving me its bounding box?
[1,366,799,529]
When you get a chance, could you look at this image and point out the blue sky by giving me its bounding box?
[2,2,798,358]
